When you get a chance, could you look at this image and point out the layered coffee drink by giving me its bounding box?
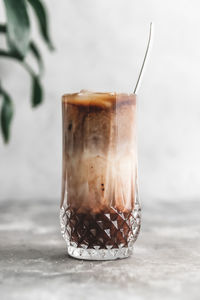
[60,90,141,260]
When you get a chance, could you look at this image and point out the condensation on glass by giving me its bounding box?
[60,91,141,260]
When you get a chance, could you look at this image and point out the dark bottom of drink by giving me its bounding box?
[63,208,137,249]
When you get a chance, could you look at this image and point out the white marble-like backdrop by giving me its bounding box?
[0,0,199,201]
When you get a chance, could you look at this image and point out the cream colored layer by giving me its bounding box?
[64,154,136,213]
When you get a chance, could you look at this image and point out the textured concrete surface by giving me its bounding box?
[0,199,199,300]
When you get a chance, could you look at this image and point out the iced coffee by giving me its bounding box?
[60,91,141,260]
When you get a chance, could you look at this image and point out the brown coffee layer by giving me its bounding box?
[62,92,136,155]
[65,208,134,249]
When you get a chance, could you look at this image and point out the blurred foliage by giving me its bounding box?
[0,0,53,143]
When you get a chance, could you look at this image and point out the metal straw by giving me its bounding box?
[134,22,153,94]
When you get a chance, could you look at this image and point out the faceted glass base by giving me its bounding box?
[60,200,141,260]
[67,245,133,260]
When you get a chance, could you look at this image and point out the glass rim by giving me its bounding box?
[62,91,136,108]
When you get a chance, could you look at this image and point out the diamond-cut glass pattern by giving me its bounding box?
[60,202,141,260]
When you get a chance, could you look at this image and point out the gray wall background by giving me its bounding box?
[0,0,199,202]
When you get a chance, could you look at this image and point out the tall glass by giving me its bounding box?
[60,91,141,260]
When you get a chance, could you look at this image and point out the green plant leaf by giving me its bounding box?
[0,26,43,75]
[0,88,14,143]
[0,48,44,107]
[0,44,43,77]
[3,0,30,58]
[29,41,44,75]
[0,49,21,60]
[31,76,43,107]
[0,24,6,33]
[27,0,54,50]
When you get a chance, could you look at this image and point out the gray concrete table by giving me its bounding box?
[0,199,199,300]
